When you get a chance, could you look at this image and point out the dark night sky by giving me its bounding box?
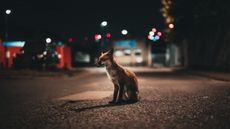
[0,0,164,41]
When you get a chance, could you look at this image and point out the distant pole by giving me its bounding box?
[5,9,11,40]
[100,21,107,50]
[147,41,152,67]
[5,15,8,40]
[4,9,11,68]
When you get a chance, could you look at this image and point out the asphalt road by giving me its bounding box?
[0,67,230,129]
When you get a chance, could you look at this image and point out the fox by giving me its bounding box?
[96,49,140,104]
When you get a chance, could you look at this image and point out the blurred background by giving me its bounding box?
[0,0,230,71]
[1,1,230,129]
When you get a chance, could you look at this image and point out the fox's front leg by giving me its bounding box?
[109,84,119,104]
[116,83,124,103]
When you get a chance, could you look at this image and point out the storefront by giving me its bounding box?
[0,41,72,69]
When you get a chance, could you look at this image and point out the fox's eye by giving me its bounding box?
[101,56,108,61]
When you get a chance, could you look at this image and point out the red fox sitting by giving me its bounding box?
[97,49,140,104]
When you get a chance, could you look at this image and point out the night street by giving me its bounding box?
[1,0,230,128]
[1,67,230,129]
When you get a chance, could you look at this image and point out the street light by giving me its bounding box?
[149,31,154,36]
[46,38,52,44]
[121,29,128,35]
[4,9,12,68]
[100,21,108,50]
[5,9,12,40]
[94,34,102,41]
[152,28,157,32]
[100,21,108,27]
[6,9,11,15]
[169,23,174,29]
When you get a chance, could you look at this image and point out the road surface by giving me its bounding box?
[0,67,230,129]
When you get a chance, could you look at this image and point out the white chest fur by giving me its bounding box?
[105,67,119,85]
[105,70,111,80]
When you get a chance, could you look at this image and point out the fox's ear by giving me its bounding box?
[108,48,114,56]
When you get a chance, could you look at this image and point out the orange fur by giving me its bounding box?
[97,49,140,104]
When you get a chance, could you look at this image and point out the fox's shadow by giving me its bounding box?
[74,103,122,112]
[63,100,136,112]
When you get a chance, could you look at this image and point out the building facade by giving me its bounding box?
[113,39,151,66]
[0,41,72,69]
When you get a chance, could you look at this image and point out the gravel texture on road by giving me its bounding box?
[0,68,230,129]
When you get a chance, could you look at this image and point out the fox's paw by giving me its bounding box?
[108,100,116,104]
[126,99,139,104]
[114,100,126,104]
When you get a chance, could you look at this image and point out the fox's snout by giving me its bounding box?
[96,60,103,67]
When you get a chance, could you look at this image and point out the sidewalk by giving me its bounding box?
[0,69,85,79]
[189,71,230,82]
[1,67,230,81]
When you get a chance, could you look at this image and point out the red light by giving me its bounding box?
[152,28,157,32]
[157,32,162,36]
[94,34,102,40]
[68,38,73,43]
[94,34,98,40]
[106,33,111,38]
[147,35,151,40]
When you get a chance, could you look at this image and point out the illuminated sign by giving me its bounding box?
[3,41,26,47]
[114,40,136,49]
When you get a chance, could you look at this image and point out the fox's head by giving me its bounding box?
[96,49,114,67]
